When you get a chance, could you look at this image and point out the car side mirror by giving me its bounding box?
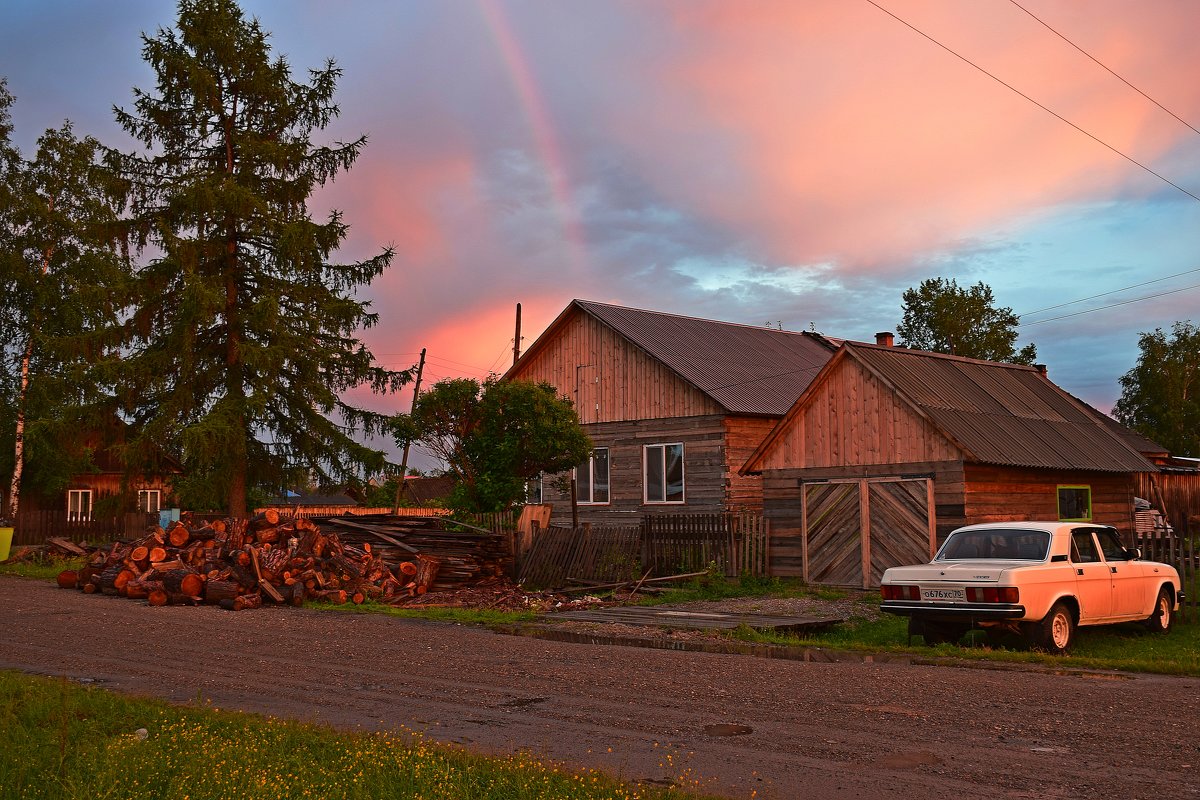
[1123,547,1140,561]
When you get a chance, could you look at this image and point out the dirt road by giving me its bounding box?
[2,576,1197,799]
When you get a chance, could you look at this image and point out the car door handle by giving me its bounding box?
[1077,569,1084,576]
[1110,566,1117,574]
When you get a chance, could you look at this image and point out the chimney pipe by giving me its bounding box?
[1034,363,1047,377]
[875,331,894,347]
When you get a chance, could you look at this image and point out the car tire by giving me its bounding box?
[1030,601,1074,654]
[1144,587,1173,634]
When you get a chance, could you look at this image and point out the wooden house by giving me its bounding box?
[741,340,1158,587]
[504,299,837,524]
[15,418,181,520]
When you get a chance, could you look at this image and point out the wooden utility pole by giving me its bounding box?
[392,348,426,515]
[512,302,522,366]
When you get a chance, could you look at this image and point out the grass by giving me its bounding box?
[0,671,720,800]
[0,556,85,581]
[722,596,1200,676]
[321,601,541,627]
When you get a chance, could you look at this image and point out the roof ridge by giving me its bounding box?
[574,298,819,337]
[844,340,1040,370]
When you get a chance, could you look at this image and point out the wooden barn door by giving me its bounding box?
[803,477,935,588]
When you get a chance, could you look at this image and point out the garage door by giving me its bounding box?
[803,477,935,588]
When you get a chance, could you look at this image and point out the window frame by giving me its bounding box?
[1057,485,1092,522]
[67,489,93,522]
[575,447,610,506]
[643,442,685,505]
[138,489,162,514]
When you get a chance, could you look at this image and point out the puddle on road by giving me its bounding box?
[496,696,549,709]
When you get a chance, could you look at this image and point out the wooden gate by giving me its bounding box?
[802,477,935,588]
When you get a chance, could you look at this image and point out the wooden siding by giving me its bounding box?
[1137,471,1200,536]
[509,308,721,423]
[20,473,177,514]
[724,416,776,511]
[754,355,960,471]
[963,464,1138,538]
[540,415,731,525]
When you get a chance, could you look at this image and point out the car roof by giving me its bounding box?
[950,521,1112,535]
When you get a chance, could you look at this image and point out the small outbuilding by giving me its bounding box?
[741,340,1157,587]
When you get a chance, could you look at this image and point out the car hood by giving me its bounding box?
[883,560,1035,583]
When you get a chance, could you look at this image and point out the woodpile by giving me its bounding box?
[59,511,510,611]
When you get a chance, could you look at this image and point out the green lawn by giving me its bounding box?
[0,671,718,800]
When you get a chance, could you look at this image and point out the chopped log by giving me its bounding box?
[289,582,306,607]
[129,546,149,563]
[56,570,78,590]
[204,580,243,604]
[150,558,184,573]
[167,521,190,547]
[219,593,263,611]
[161,569,204,597]
[82,583,97,594]
[413,555,440,594]
[248,509,280,531]
[311,589,347,604]
[397,561,418,577]
[147,589,169,606]
[124,582,149,600]
[351,591,366,604]
[148,546,168,563]
[166,592,201,606]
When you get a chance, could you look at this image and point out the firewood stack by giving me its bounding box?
[55,510,483,610]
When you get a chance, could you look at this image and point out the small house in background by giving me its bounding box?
[14,418,181,520]
[505,299,837,524]
[259,491,360,516]
[741,340,1158,588]
[398,475,456,507]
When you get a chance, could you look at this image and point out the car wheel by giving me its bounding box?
[1144,587,1173,634]
[1030,602,1074,654]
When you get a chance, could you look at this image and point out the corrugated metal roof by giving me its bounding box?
[851,344,1155,473]
[576,300,836,415]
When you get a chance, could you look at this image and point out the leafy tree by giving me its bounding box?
[0,81,127,518]
[1113,321,1199,457]
[107,0,408,516]
[395,378,592,513]
[897,277,1037,364]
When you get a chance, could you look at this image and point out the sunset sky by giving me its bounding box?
[4,1,1199,466]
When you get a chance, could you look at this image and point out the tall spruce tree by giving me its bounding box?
[0,80,126,519]
[108,0,408,516]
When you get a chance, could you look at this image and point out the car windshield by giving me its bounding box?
[937,529,1050,561]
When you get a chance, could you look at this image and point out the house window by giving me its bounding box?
[644,443,684,504]
[138,489,162,514]
[1058,485,1091,521]
[576,448,610,505]
[524,476,543,505]
[67,489,93,522]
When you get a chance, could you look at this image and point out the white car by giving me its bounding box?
[880,521,1182,653]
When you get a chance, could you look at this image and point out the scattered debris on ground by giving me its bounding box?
[3,537,93,565]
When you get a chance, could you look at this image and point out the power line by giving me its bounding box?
[1006,0,1200,140]
[1018,266,1200,318]
[864,0,1200,204]
[1020,281,1200,327]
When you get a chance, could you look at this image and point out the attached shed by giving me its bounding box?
[741,342,1157,587]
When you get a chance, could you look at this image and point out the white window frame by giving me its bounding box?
[524,476,543,505]
[138,489,162,514]
[575,448,610,505]
[643,443,685,504]
[67,489,93,522]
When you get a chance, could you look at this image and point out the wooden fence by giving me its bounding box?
[517,513,769,589]
[518,525,642,588]
[11,511,156,546]
[254,506,451,519]
[642,513,769,577]
[1136,533,1198,623]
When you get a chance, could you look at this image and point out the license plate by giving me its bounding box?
[921,587,965,602]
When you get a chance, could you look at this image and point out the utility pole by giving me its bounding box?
[512,302,522,366]
[392,347,426,515]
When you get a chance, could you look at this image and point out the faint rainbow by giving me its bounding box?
[478,0,588,274]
